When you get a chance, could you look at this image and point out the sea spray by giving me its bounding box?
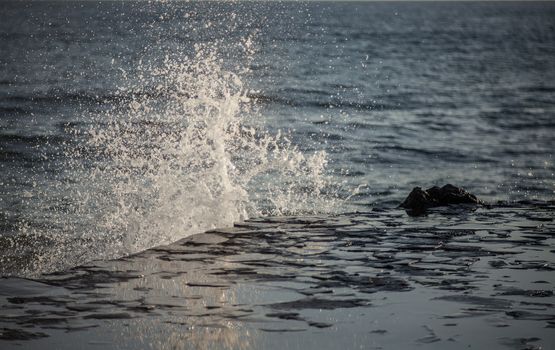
[2,41,341,277]
[81,46,341,252]
[80,50,248,251]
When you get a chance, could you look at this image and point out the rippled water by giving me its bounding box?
[253,1,555,206]
[1,1,554,275]
[1,204,554,349]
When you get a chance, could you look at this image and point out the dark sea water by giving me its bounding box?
[1,1,554,275]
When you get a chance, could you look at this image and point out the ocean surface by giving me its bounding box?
[1,1,554,276]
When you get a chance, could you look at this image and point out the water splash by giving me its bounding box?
[81,49,252,252]
[2,37,341,276]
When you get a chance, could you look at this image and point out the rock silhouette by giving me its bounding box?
[400,184,481,215]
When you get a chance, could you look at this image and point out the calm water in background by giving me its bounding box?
[1,1,554,274]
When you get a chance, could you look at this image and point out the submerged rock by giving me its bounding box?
[400,184,481,215]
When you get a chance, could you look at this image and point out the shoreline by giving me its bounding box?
[1,203,554,349]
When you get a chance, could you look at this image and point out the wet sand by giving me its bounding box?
[1,203,554,349]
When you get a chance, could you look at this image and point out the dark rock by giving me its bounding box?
[400,184,481,215]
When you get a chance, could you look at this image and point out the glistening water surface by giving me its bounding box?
[1,1,554,276]
[1,204,554,349]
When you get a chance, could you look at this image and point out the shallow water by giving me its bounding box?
[1,1,554,274]
[1,204,554,349]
